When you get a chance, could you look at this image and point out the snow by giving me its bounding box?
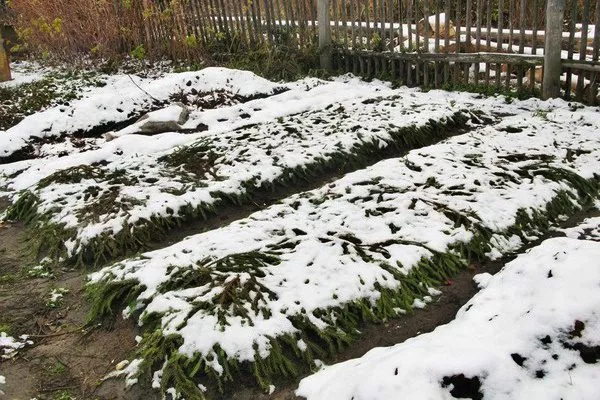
[0,61,49,88]
[0,67,284,159]
[86,87,600,385]
[297,236,600,400]
[0,332,33,359]
[2,77,471,258]
[46,288,69,308]
[560,216,600,241]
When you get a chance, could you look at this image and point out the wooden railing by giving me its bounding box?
[317,0,599,103]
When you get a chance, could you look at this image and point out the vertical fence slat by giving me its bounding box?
[341,0,349,50]
[263,0,274,45]
[435,0,442,87]
[590,0,600,104]
[516,0,526,92]
[495,0,504,88]
[465,0,472,85]
[485,0,492,86]
[365,0,372,50]
[423,1,430,87]
[530,0,539,91]
[475,0,482,86]
[407,0,413,52]
[351,0,357,49]
[576,0,592,100]
[332,0,339,44]
[398,0,404,52]
[387,0,394,52]
[505,0,514,89]
[318,0,332,70]
[444,0,451,84]
[543,0,567,99]
[415,0,421,84]
[565,0,578,98]
[454,0,461,85]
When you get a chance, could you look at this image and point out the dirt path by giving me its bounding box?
[2,187,596,399]
[0,198,157,400]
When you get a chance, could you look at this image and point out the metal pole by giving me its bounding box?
[542,0,566,99]
[318,0,332,71]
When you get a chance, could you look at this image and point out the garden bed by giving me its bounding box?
[4,88,486,267]
[86,99,600,398]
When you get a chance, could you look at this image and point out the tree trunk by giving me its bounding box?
[0,30,11,82]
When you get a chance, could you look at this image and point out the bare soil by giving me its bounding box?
[0,198,157,400]
[2,187,597,400]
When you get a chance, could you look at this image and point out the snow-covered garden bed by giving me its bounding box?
[298,233,600,400]
[87,97,600,398]
[2,73,488,266]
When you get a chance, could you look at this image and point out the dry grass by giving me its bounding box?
[8,0,144,59]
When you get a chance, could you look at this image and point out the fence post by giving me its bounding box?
[542,0,566,100]
[0,31,11,82]
[318,0,332,71]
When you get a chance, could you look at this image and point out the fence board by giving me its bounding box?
[576,0,592,100]
[99,0,599,104]
[591,0,600,104]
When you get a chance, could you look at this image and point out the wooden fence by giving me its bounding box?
[318,0,599,103]
[39,0,595,104]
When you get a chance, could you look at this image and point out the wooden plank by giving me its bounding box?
[485,0,492,86]
[465,0,472,85]
[297,0,306,48]
[275,0,286,35]
[191,0,208,46]
[590,0,600,104]
[505,0,513,89]
[435,0,442,87]
[244,0,258,47]
[222,0,236,39]
[564,0,578,99]
[543,0,567,99]
[454,0,461,85]
[341,0,349,48]
[444,0,451,84]
[342,49,545,64]
[516,0,526,91]
[333,0,340,43]
[407,0,413,51]
[387,0,394,51]
[562,60,600,71]
[379,0,386,45]
[251,0,264,45]
[415,0,421,85]
[398,0,404,52]
[475,0,482,85]
[319,0,333,70]
[351,0,357,48]
[365,0,372,50]
[286,0,297,34]
[530,0,539,91]
[262,0,274,45]
[576,0,591,100]
[495,0,504,88]
[423,1,430,87]
[357,0,364,49]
